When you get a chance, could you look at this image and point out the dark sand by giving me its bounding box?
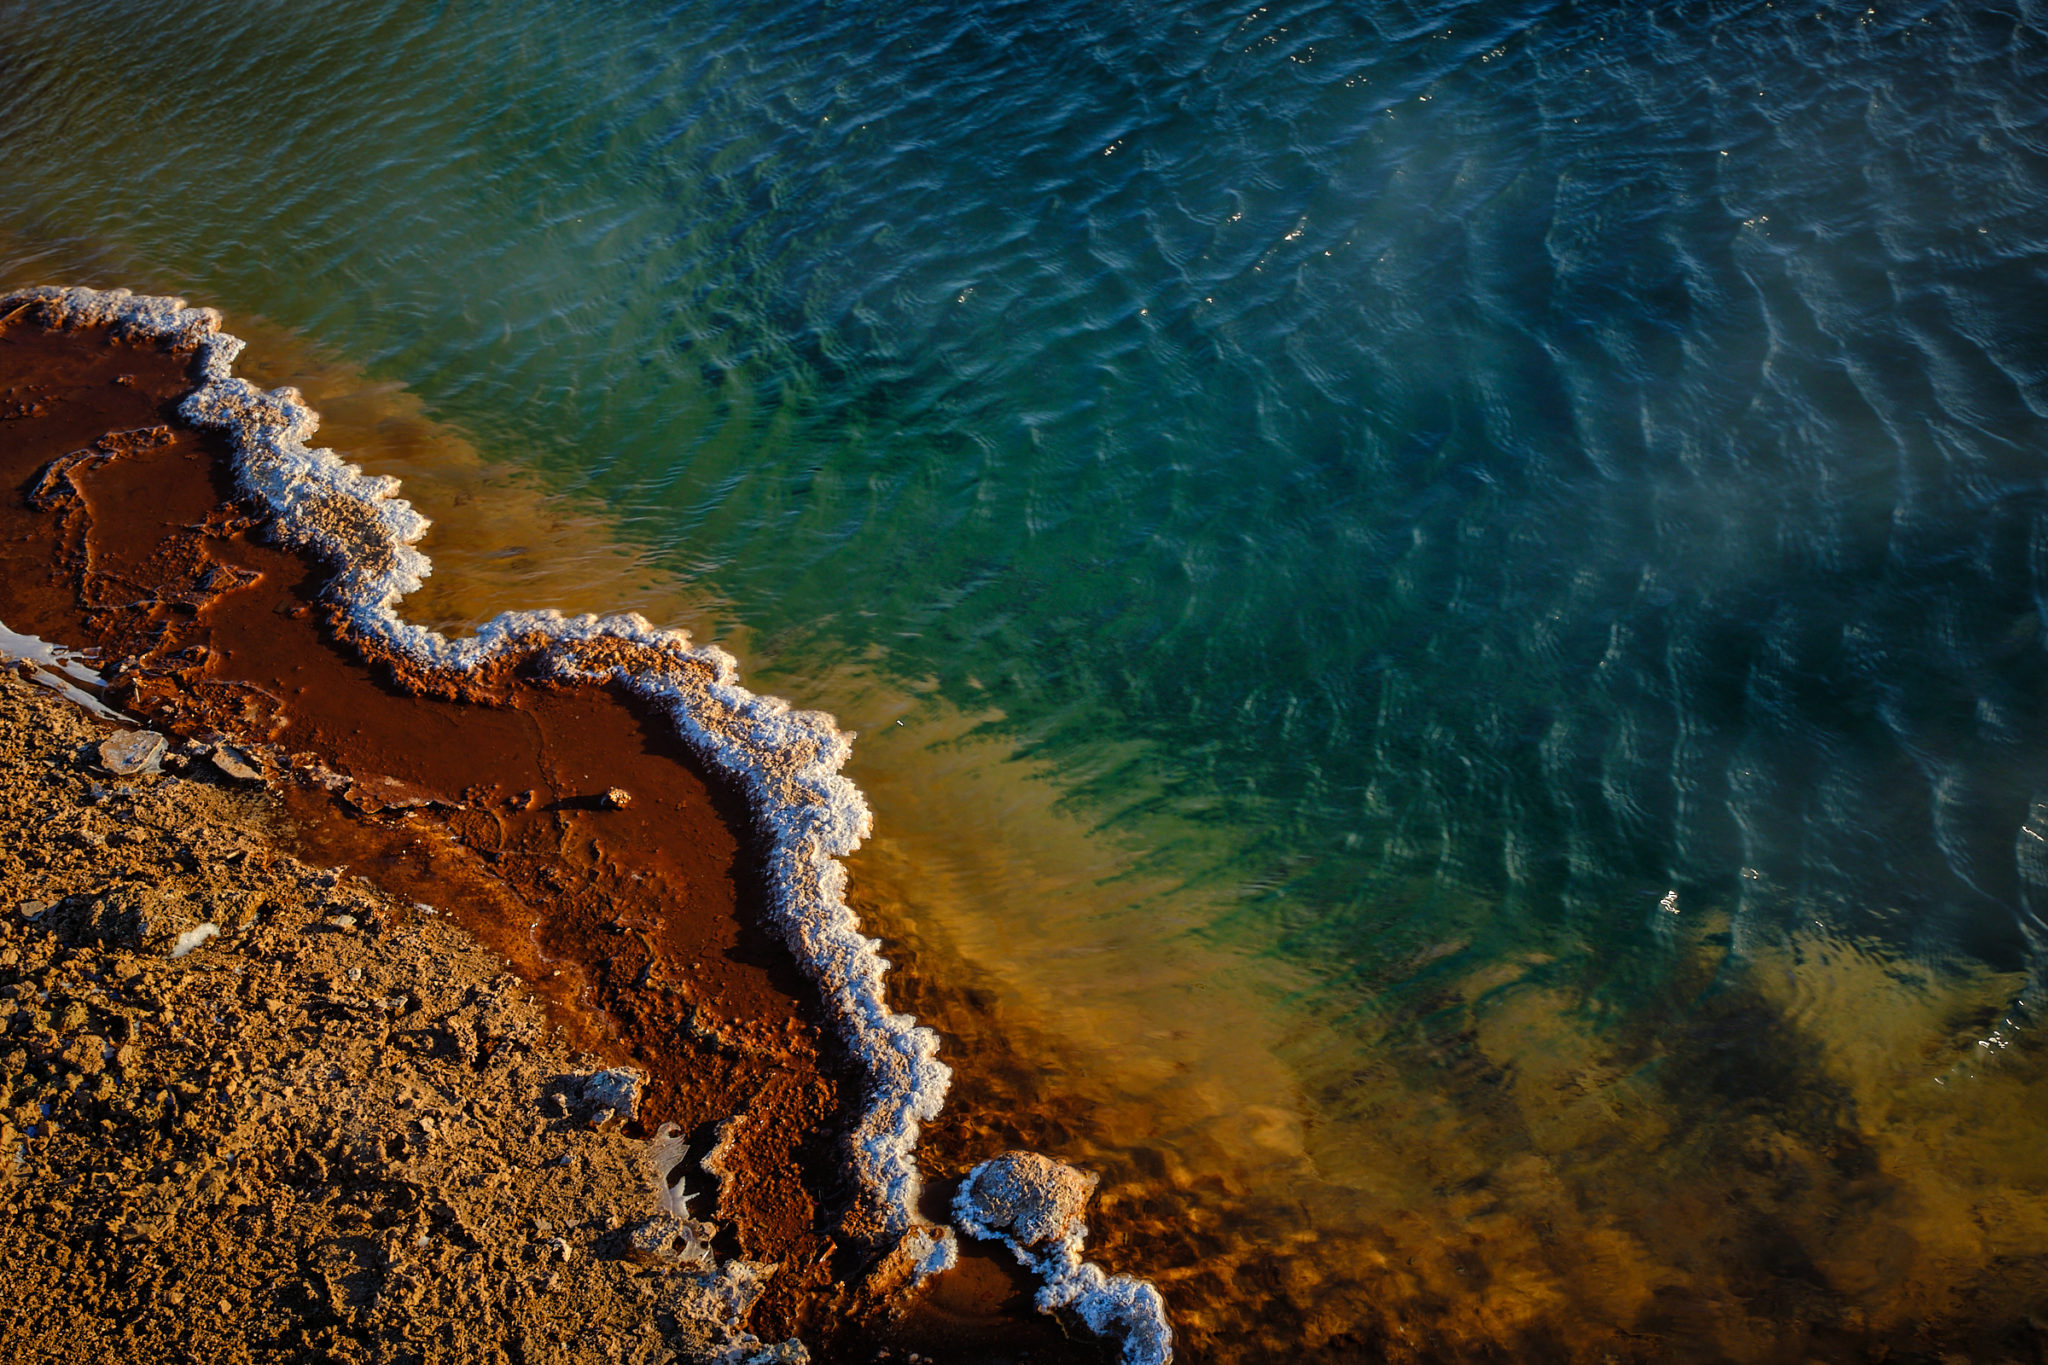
[0,310,1112,1363]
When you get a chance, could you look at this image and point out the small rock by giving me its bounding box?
[302,763,350,791]
[329,914,358,932]
[625,1215,716,1269]
[208,745,264,784]
[578,1068,643,1123]
[603,787,633,810]
[98,730,167,777]
[343,774,441,813]
[16,901,51,920]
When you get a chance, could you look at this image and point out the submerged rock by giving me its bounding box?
[862,1222,960,1302]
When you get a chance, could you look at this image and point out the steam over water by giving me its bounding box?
[9,1,2048,1356]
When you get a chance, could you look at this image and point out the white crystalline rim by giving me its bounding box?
[952,1159,1174,1365]
[4,284,950,1245]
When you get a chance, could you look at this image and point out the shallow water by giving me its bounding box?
[8,1,2048,1356]
[0,617,122,721]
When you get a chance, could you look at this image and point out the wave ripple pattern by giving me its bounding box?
[8,1,2048,1357]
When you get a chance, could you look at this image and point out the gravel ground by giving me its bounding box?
[0,670,806,1365]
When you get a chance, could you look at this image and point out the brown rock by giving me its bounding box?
[98,730,166,777]
[206,745,263,785]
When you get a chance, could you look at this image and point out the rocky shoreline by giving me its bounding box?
[0,288,1152,1363]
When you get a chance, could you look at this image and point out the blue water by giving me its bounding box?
[8,1,2048,1357]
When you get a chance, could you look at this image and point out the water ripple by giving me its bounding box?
[9,0,2048,1355]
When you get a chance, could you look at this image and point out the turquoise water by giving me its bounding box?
[10,2,2048,1357]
